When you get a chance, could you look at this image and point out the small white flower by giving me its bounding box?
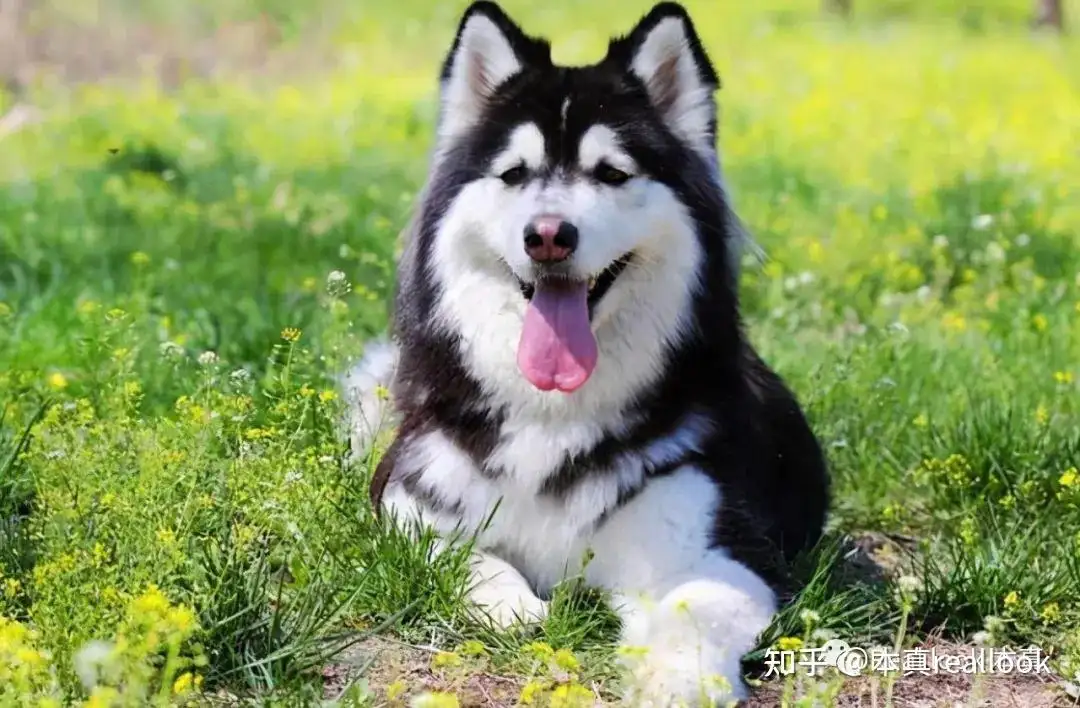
[895,575,921,601]
[971,630,991,646]
[230,368,252,386]
[197,351,218,367]
[1015,233,1030,247]
[799,609,821,626]
[983,615,1006,636]
[972,214,994,230]
[74,640,114,690]
[327,269,352,297]
[932,234,949,249]
[159,341,185,359]
[985,242,1006,263]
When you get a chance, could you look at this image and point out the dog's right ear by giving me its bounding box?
[436,2,550,144]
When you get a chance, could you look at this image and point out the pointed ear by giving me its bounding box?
[437,2,550,144]
[609,2,720,156]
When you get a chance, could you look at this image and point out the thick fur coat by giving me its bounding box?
[345,3,830,704]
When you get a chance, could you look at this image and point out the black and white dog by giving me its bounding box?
[345,2,829,704]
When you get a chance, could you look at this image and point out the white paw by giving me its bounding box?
[467,580,549,629]
[618,643,746,708]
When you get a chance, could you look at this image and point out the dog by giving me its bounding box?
[345,2,830,704]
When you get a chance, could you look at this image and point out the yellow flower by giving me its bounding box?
[1031,313,1048,332]
[173,672,195,694]
[1035,405,1049,425]
[458,640,487,657]
[431,650,461,669]
[166,606,196,633]
[319,390,338,403]
[1003,591,1020,610]
[942,312,966,332]
[553,648,580,671]
[299,385,315,398]
[549,683,594,708]
[386,679,407,701]
[281,327,302,343]
[525,641,555,661]
[375,384,390,401]
[77,300,100,316]
[410,692,460,708]
[84,686,120,708]
[776,636,804,652]
[302,276,318,293]
[519,680,544,705]
[1053,371,1074,385]
[132,584,170,617]
[1060,468,1079,488]
[1040,602,1061,625]
[912,413,929,429]
[47,372,68,390]
[130,251,151,266]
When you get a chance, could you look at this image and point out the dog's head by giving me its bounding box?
[415,2,733,398]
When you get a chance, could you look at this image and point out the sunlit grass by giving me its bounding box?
[1,1,1079,705]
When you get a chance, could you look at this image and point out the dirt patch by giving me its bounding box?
[326,636,1072,707]
[745,638,1072,708]
[325,636,531,707]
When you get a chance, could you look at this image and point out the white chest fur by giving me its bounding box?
[383,411,717,595]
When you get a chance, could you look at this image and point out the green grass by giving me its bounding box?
[2,0,1080,706]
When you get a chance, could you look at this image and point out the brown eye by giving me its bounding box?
[594,162,631,186]
[498,164,530,186]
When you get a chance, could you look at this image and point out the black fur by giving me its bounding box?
[371,1,830,594]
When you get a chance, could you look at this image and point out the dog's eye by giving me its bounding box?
[498,164,530,186]
[594,162,632,186]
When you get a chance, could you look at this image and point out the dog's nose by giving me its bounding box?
[524,217,578,263]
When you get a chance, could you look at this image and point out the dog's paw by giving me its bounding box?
[617,644,746,708]
[468,584,549,629]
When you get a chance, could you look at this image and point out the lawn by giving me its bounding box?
[2,0,1080,706]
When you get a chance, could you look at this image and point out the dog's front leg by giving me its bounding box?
[613,554,776,707]
[587,469,777,706]
[466,549,549,629]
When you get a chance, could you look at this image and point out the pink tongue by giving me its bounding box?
[517,280,597,393]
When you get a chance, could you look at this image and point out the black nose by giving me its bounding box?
[524,216,578,263]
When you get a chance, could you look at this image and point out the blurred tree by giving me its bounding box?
[1033,0,1064,31]
[823,0,852,16]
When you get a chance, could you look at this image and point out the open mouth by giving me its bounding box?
[513,253,634,395]
[516,253,634,318]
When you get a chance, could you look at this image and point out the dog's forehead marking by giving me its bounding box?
[491,122,547,174]
[560,97,571,131]
[577,124,635,172]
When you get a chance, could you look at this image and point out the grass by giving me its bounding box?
[1,0,1080,705]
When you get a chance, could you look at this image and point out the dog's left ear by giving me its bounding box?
[608,2,720,157]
